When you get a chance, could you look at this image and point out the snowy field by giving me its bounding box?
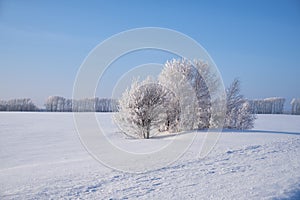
[0,113,300,199]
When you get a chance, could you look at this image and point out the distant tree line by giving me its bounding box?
[248,97,285,114]
[45,96,118,112]
[0,97,118,112]
[1,95,300,115]
[0,98,38,111]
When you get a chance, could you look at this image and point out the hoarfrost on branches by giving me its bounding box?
[224,79,256,130]
[114,77,173,139]
[158,58,217,131]
[115,59,256,137]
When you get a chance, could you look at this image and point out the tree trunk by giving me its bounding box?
[146,125,150,139]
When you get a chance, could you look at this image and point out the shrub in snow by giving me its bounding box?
[114,77,172,139]
[224,79,256,129]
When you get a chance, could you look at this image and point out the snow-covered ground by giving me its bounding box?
[0,113,300,199]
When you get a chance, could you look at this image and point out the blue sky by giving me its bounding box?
[0,0,299,107]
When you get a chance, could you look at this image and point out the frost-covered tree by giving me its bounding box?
[225,79,255,129]
[236,101,255,129]
[158,58,217,130]
[114,77,171,139]
[64,99,73,112]
[95,98,118,112]
[0,100,6,111]
[193,59,220,128]
[159,59,196,131]
[163,93,180,132]
[45,96,66,112]
[291,98,300,115]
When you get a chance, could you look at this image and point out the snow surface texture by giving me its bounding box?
[0,113,300,199]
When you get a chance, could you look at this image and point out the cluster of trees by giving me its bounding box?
[45,96,118,112]
[291,98,300,115]
[248,97,285,114]
[0,98,38,111]
[115,59,255,139]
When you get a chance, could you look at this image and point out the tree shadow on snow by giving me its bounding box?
[222,129,300,136]
[119,129,300,140]
[152,129,214,139]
